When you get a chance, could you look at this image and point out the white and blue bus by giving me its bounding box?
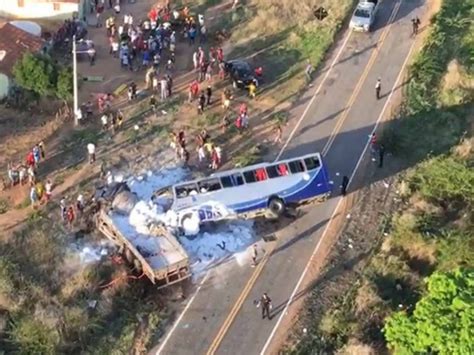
[154,152,332,226]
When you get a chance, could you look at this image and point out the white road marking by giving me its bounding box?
[155,26,354,355]
[275,31,353,161]
[154,273,209,355]
[260,29,418,355]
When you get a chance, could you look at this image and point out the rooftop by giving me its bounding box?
[0,23,45,76]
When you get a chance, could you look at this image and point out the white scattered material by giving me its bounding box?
[346,213,351,219]
[134,124,140,130]
[182,212,201,236]
[69,240,114,265]
[161,110,168,115]
[383,181,390,188]
[335,172,340,176]
[108,167,256,275]
[303,328,307,334]
[180,220,255,275]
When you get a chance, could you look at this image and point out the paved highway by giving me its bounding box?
[154,0,427,353]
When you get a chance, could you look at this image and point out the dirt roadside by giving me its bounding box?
[266,0,443,353]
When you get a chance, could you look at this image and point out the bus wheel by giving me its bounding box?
[268,197,285,218]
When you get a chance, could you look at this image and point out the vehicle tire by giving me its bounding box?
[268,197,285,218]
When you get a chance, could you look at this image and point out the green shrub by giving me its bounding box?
[409,156,474,207]
[384,268,474,354]
[8,316,60,355]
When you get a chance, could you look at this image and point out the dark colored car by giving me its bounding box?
[224,60,259,89]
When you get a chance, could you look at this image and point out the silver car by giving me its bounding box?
[350,0,379,32]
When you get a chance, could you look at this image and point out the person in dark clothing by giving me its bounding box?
[198,92,206,114]
[259,293,272,319]
[375,78,381,100]
[166,74,173,97]
[341,175,349,196]
[412,17,421,36]
[378,144,385,168]
[206,86,212,105]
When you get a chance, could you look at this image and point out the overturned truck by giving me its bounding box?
[95,182,191,289]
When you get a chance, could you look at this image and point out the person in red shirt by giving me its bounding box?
[26,151,35,167]
[66,206,75,227]
[239,102,248,116]
[216,47,224,62]
[190,80,200,101]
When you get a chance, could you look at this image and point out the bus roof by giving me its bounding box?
[174,152,323,188]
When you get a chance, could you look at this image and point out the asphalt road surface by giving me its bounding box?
[154,0,427,353]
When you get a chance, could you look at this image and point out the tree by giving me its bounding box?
[384,268,474,354]
[56,67,73,102]
[12,52,57,97]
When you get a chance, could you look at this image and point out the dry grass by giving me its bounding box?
[354,280,383,316]
[337,338,377,355]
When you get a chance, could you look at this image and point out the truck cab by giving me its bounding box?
[350,0,379,32]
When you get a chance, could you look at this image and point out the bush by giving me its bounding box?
[384,268,474,354]
[56,67,73,101]
[13,52,73,102]
[13,53,57,98]
[7,316,60,354]
[409,156,474,208]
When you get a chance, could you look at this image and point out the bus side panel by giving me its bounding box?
[284,167,331,204]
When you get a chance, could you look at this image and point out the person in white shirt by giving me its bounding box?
[45,180,53,201]
[87,143,96,164]
[101,114,108,130]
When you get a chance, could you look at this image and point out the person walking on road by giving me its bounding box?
[341,175,349,196]
[258,293,273,320]
[305,59,314,85]
[411,17,421,36]
[378,144,385,168]
[375,78,381,100]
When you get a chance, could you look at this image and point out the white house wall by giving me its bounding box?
[0,0,80,20]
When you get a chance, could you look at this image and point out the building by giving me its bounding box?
[0,0,88,21]
[0,23,46,99]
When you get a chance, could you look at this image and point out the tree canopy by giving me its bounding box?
[384,268,474,354]
[13,52,57,97]
[12,52,73,102]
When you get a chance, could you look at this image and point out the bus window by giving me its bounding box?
[198,178,222,193]
[220,176,233,188]
[266,165,279,178]
[243,170,257,183]
[278,163,289,176]
[304,156,321,170]
[288,160,305,174]
[175,183,199,198]
[267,163,289,178]
[232,173,245,186]
[255,168,267,181]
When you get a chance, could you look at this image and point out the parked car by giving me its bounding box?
[349,0,379,32]
[224,60,259,89]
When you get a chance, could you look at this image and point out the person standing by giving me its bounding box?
[258,293,272,319]
[30,186,38,207]
[251,244,258,267]
[166,74,173,97]
[305,59,314,84]
[198,92,206,114]
[341,175,349,196]
[87,143,96,164]
[206,86,212,105]
[378,144,385,168]
[375,78,381,100]
[160,77,168,100]
[274,125,283,143]
[45,180,53,201]
[248,80,257,99]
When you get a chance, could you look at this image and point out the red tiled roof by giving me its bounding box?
[0,23,45,76]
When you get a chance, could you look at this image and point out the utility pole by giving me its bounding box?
[72,34,79,126]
